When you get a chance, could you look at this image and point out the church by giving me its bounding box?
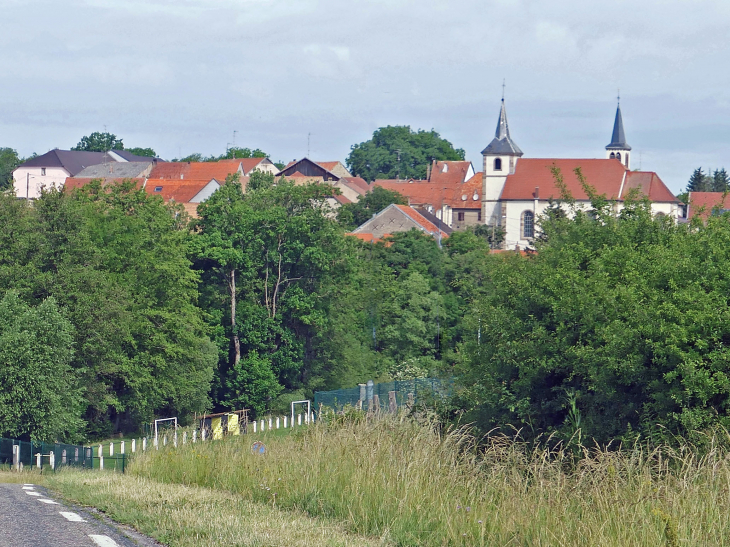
[481,98,681,248]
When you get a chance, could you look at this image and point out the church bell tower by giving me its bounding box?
[606,98,631,169]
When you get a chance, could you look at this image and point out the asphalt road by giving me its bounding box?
[0,483,144,547]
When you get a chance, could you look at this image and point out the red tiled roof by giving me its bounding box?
[341,177,370,194]
[373,180,442,207]
[429,160,473,186]
[316,161,340,171]
[64,177,145,191]
[500,159,678,203]
[346,232,393,244]
[395,205,449,238]
[219,157,268,174]
[500,159,628,201]
[149,162,240,181]
[446,172,482,209]
[333,194,352,205]
[687,192,730,220]
[144,179,219,203]
[622,171,679,202]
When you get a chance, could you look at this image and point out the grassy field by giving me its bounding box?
[128,413,730,547]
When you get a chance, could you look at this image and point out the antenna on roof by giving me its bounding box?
[502,79,506,100]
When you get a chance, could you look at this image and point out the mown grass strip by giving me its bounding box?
[44,472,390,547]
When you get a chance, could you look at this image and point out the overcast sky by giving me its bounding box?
[2,0,730,192]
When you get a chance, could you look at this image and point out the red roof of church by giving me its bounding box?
[500,159,678,203]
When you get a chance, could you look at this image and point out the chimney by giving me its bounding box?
[534,186,539,199]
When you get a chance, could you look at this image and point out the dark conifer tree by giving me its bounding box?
[712,168,730,192]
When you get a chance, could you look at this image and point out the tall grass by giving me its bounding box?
[130,412,730,546]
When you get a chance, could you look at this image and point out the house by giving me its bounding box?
[74,161,154,179]
[349,204,452,242]
[144,178,222,217]
[373,160,478,230]
[685,192,730,220]
[13,149,156,199]
[480,98,680,248]
[277,158,341,182]
[218,157,279,175]
[315,161,352,178]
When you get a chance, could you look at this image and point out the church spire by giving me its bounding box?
[605,97,631,168]
[606,101,631,151]
[481,98,523,156]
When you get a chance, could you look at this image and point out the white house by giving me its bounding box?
[13,149,154,199]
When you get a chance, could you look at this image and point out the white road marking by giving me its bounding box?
[23,484,34,486]
[59,511,86,522]
[89,535,119,547]
[25,491,41,496]
[22,486,35,490]
[38,499,59,505]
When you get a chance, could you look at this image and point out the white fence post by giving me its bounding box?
[253,421,257,433]
[298,413,302,426]
[61,449,67,465]
[142,437,147,452]
[193,430,197,443]
[74,447,79,462]
[268,417,272,430]
[36,452,41,469]
[121,441,125,455]
[49,451,55,470]
[276,417,280,429]
[12,445,19,471]
[202,429,207,441]
[131,439,136,453]
[260,419,264,432]
[100,456,104,470]
[283,416,288,428]
[163,435,167,446]
[98,445,102,458]
[183,432,187,445]
[109,442,114,456]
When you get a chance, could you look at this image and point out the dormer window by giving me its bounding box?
[154,186,163,192]
[494,158,502,171]
[442,163,448,173]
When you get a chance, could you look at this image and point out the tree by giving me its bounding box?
[346,126,465,182]
[713,168,730,192]
[125,147,156,158]
[0,148,21,191]
[0,292,84,442]
[686,168,711,192]
[223,147,267,159]
[72,132,124,152]
[337,186,407,228]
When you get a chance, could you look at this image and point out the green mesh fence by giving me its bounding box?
[314,377,453,412]
[0,437,127,473]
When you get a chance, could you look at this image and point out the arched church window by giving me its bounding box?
[522,211,534,239]
[616,152,622,162]
[610,152,616,159]
[494,158,502,171]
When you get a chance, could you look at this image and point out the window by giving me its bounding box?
[522,210,534,239]
[616,152,621,162]
[457,212,465,221]
[154,186,163,192]
[41,168,46,176]
[494,158,502,171]
[477,211,482,221]
[610,153,615,159]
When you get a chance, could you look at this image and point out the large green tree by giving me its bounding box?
[72,132,124,152]
[454,175,730,444]
[346,126,465,182]
[0,292,84,442]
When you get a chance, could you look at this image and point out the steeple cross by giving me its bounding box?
[502,79,506,100]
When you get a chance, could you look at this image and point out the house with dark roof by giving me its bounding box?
[13,149,157,199]
[277,158,342,182]
[349,204,452,243]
